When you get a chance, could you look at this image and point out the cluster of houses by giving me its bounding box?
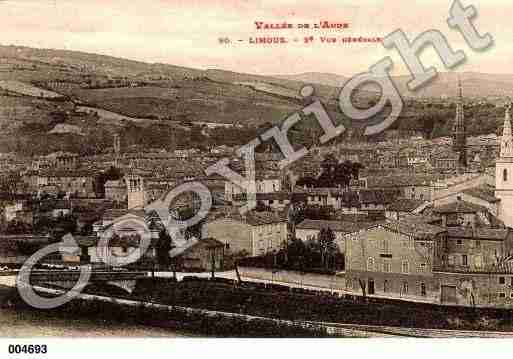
[4,98,513,309]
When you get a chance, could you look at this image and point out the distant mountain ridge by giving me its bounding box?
[274,71,513,99]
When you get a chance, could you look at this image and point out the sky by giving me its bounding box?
[0,0,511,77]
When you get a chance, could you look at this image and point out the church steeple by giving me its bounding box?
[453,78,466,167]
[500,102,513,158]
[495,101,513,228]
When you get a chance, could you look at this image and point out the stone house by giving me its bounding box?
[104,180,127,203]
[344,218,447,302]
[205,211,287,257]
[169,238,224,271]
[224,176,282,202]
[233,192,291,211]
[436,227,513,273]
[295,219,376,253]
[432,200,499,228]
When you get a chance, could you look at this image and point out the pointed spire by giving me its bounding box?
[500,101,513,158]
[458,77,462,101]
[453,76,466,166]
[504,102,512,137]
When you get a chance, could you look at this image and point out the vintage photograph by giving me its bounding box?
[1,0,513,349]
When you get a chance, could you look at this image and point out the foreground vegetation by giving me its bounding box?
[126,277,513,332]
[0,285,329,338]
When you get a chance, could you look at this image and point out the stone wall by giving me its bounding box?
[239,266,345,290]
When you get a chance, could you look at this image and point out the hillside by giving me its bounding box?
[0,44,509,156]
[0,45,326,155]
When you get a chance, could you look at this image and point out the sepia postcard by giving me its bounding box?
[1,0,513,356]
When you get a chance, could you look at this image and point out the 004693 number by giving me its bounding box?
[8,344,47,354]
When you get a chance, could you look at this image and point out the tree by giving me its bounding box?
[156,229,172,270]
[317,227,337,269]
[296,176,316,188]
[95,166,123,198]
[316,156,364,188]
[177,207,204,239]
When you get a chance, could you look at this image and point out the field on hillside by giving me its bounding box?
[0,80,64,98]
[70,86,179,102]
[0,95,73,130]
[235,81,301,99]
[69,80,301,125]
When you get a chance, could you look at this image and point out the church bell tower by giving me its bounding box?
[452,79,467,167]
[495,103,513,228]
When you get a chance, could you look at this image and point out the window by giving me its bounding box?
[504,169,508,182]
[498,292,506,299]
[401,260,410,274]
[475,240,481,248]
[402,281,409,295]
[419,263,427,273]
[499,276,506,285]
[383,280,389,293]
[368,279,375,295]
[383,260,391,273]
[448,255,455,266]
[462,254,468,266]
[456,239,463,245]
[367,257,375,271]
[475,255,482,268]
[420,282,426,297]
[510,292,513,299]
[381,239,389,253]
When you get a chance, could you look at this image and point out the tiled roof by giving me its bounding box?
[38,169,96,177]
[207,209,286,226]
[432,151,460,160]
[233,192,291,201]
[367,174,442,188]
[105,180,124,187]
[359,189,396,205]
[433,200,488,214]
[381,218,446,240]
[169,237,224,258]
[400,213,442,225]
[447,227,509,241]
[462,187,499,203]
[102,208,146,220]
[297,219,377,233]
[387,198,426,212]
[245,211,286,226]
